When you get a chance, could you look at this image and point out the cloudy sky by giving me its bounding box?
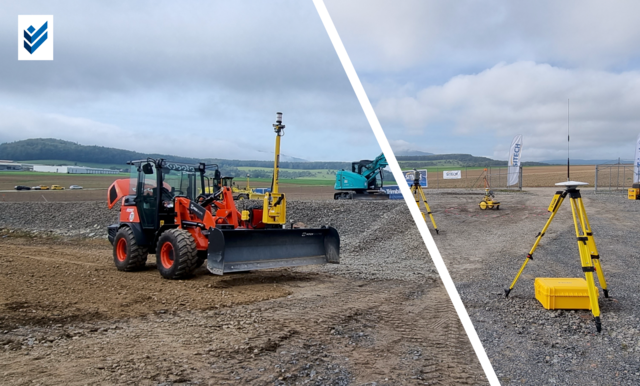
[0,1,380,162]
[325,0,640,161]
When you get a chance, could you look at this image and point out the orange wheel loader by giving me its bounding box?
[106,113,339,279]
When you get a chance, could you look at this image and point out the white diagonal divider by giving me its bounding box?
[312,1,500,384]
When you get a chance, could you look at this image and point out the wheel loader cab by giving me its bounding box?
[128,159,208,231]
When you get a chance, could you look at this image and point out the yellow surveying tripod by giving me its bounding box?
[504,181,609,332]
[410,169,439,234]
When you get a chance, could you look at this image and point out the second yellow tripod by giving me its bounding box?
[504,181,609,332]
[410,170,439,234]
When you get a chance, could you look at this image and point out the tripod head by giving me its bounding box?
[555,181,588,191]
[412,169,421,188]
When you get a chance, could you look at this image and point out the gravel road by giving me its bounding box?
[427,188,640,385]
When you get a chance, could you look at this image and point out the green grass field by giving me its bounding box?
[236,177,334,187]
[237,167,336,180]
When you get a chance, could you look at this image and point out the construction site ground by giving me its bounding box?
[427,188,640,385]
[0,198,486,385]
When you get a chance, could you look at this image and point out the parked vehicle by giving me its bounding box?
[69,185,83,190]
[51,185,65,190]
[31,186,41,190]
[39,185,50,190]
[14,185,31,191]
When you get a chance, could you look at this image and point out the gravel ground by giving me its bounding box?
[0,198,487,385]
[0,200,437,282]
[426,187,640,385]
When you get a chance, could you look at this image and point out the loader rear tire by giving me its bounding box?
[113,227,148,271]
[156,229,198,280]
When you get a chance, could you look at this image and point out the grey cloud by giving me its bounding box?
[376,62,640,160]
[0,1,378,161]
[1,1,346,97]
[326,0,640,73]
[324,0,640,161]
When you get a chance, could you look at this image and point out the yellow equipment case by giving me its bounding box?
[629,183,640,200]
[534,277,598,310]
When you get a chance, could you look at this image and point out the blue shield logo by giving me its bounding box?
[23,21,48,54]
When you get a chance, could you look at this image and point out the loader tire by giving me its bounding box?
[237,194,249,200]
[194,250,207,269]
[156,229,198,280]
[113,227,148,271]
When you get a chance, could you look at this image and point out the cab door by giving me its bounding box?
[136,163,159,229]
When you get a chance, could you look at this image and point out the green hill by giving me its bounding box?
[0,138,350,178]
[0,138,352,169]
[397,154,548,168]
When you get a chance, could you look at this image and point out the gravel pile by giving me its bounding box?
[0,199,436,282]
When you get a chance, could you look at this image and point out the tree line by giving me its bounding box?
[0,138,352,170]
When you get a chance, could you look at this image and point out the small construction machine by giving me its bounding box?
[220,174,269,200]
[106,113,340,279]
[334,153,389,200]
[477,168,500,210]
[220,176,251,200]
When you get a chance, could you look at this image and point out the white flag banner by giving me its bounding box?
[443,170,461,179]
[507,135,523,186]
[634,133,640,183]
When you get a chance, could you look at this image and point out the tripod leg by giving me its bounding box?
[411,185,425,221]
[569,195,602,333]
[418,187,439,234]
[576,197,609,298]
[505,191,566,297]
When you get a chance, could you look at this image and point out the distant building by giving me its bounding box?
[0,162,23,171]
[32,165,120,174]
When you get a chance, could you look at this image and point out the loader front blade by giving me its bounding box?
[206,227,340,275]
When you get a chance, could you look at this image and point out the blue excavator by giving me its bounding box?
[334,153,390,200]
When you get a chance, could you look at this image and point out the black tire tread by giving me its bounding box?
[114,227,148,271]
[157,228,198,279]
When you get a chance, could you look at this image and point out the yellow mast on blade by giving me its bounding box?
[262,112,287,225]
